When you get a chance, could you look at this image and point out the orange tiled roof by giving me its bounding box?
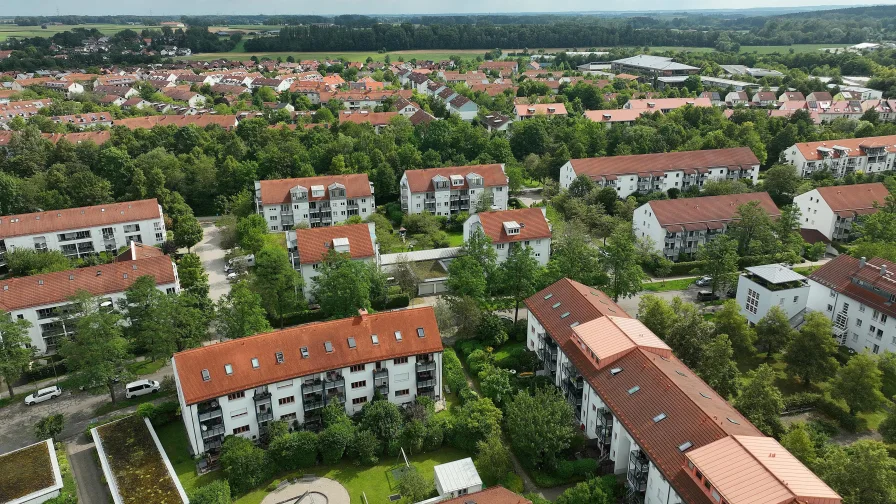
[809,255,896,319]
[257,174,372,206]
[514,103,568,117]
[403,164,507,193]
[569,147,759,179]
[114,115,238,130]
[0,199,161,239]
[439,487,531,504]
[648,192,781,229]
[814,183,890,212]
[474,208,551,243]
[295,223,375,264]
[339,111,398,126]
[172,307,443,405]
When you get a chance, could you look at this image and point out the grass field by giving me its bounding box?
[0,23,154,41]
[181,49,492,62]
[641,277,696,292]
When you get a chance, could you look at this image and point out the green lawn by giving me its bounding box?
[54,442,79,501]
[155,421,224,495]
[739,44,850,54]
[127,359,167,376]
[493,341,525,366]
[93,389,175,416]
[641,277,695,292]
[792,265,820,276]
[0,23,155,41]
[183,50,490,62]
[446,230,464,247]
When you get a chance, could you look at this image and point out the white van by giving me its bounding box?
[125,379,161,399]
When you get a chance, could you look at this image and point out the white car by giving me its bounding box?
[25,386,63,405]
[125,379,161,399]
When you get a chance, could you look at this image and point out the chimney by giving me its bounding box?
[358,308,368,320]
[882,264,887,276]
[860,257,867,268]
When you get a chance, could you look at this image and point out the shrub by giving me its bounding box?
[24,360,68,382]
[456,340,485,358]
[808,418,840,438]
[150,401,180,425]
[497,347,540,373]
[269,431,318,470]
[220,436,271,495]
[816,398,859,432]
[502,472,525,493]
[189,480,231,504]
[34,414,65,442]
[667,260,705,276]
[477,313,509,347]
[352,429,380,465]
[509,319,528,342]
[467,349,494,375]
[159,375,176,395]
[556,459,598,480]
[136,403,156,419]
[318,422,355,464]
[782,392,823,413]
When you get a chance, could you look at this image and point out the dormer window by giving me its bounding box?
[503,221,521,235]
[450,174,464,187]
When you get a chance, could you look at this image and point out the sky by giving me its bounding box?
[7,0,895,16]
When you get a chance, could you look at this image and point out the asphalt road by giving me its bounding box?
[194,222,231,302]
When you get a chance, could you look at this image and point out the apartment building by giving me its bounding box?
[782,135,896,177]
[793,183,890,242]
[171,307,443,455]
[525,278,840,504]
[0,199,166,269]
[807,255,896,354]
[254,175,375,231]
[633,193,780,261]
[735,264,811,326]
[400,164,509,217]
[622,97,713,112]
[560,148,760,199]
[462,208,551,265]
[286,223,379,300]
[610,55,699,81]
[0,255,179,354]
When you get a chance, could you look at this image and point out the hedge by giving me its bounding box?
[443,349,468,396]
[24,360,68,382]
[815,397,859,432]
[278,310,330,327]
[556,458,598,480]
[782,392,823,413]
[666,261,705,276]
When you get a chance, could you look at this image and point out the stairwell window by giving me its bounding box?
[856,319,862,327]
[746,289,759,315]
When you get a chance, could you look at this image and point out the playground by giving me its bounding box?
[260,476,349,504]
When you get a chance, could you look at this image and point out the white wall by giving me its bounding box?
[793,189,837,241]
[561,163,758,198]
[806,279,896,355]
[633,203,667,257]
[645,463,684,504]
[735,275,809,326]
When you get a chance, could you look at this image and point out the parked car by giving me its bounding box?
[25,385,63,405]
[125,379,160,399]
[697,290,720,301]
[695,276,712,287]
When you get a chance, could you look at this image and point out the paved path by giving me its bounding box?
[260,477,350,504]
[66,434,112,504]
[194,222,230,302]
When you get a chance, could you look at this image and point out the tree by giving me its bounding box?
[451,397,503,452]
[177,253,211,302]
[755,306,796,358]
[251,245,303,326]
[392,255,420,297]
[476,313,508,347]
[5,249,71,277]
[568,174,596,199]
[268,431,318,470]
[831,352,885,416]
[360,400,404,441]
[878,351,896,400]
[779,423,818,467]
[0,312,34,397]
[696,235,739,295]
[784,312,839,385]
[735,364,784,436]
[475,435,513,485]
[173,214,203,252]
[497,244,544,321]
[34,413,65,442]
[505,388,575,470]
[461,227,498,284]
[219,435,271,495]
[352,429,381,465]
[816,440,896,504]
[555,477,614,504]
[397,466,433,503]
[763,164,802,205]
[665,298,716,369]
[879,409,896,443]
[189,480,231,504]
[236,214,268,254]
[313,250,375,318]
[654,257,673,285]
[636,295,675,339]
[119,275,165,355]
[602,226,646,302]
[697,335,740,399]
[713,300,755,354]
[546,220,606,287]
[215,281,272,339]
[59,294,133,404]
[480,367,514,406]
[446,255,487,299]
[728,201,778,257]
[318,422,355,464]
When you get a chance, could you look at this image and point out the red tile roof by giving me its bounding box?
[172,307,443,405]
[473,208,551,244]
[814,183,890,212]
[569,147,759,179]
[439,487,530,504]
[583,108,644,123]
[0,199,161,239]
[403,164,507,193]
[625,97,712,109]
[514,103,568,117]
[648,192,780,229]
[524,278,626,346]
[809,255,896,319]
[114,115,238,130]
[339,111,398,126]
[793,135,896,161]
[257,174,372,206]
[0,256,176,312]
[295,223,376,264]
[44,130,111,145]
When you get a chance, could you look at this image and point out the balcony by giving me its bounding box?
[256,410,273,423]
[253,386,272,404]
[417,378,436,388]
[198,407,223,422]
[302,380,324,394]
[626,450,649,493]
[326,392,346,405]
[416,360,437,372]
[374,368,388,380]
[303,398,325,412]
[204,438,223,451]
[418,390,436,399]
[201,424,225,441]
[324,376,345,391]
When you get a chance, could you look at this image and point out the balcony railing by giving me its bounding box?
[302,380,324,394]
[418,390,436,399]
[416,361,437,372]
[303,399,325,412]
[374,368,388,380]
[627,450,649,492]
[417,378,436,388]
[198,408,223,422]
[377,385,389,396]
[254,386,271,402]
[325,377,345,391]
[256,411,273,423]
[201,424,226,440]
[204,438,223,451]
[596,425,612,445]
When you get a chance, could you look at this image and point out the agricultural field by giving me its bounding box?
[0,23,154,41]
[181,49,496,62]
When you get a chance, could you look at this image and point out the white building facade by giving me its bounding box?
[0,199,166,269]
[255,175,375,231]
[172,307,443,455]
[783,135,896,178]
[462,208,551,265]
[400,164,509,217]
[793,183,890,242]
[735,264,811,326]
[286,223,379,300]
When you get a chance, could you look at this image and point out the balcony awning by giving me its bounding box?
[683,222,708,231]
[705,221,725,230]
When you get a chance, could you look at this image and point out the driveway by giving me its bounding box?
[0,363,173,454]
[66,434,112,504]
[194,222,230,302]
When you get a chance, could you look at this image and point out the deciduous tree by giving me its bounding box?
[252,245,303,326]
[505,388,575,470]
[755,305,795,358]
[784,312,839,385]
[735,364,784,436]
[713,299,755,354]
[0,313,34,397]
[497,244,544,321]
[697,335,740,399]
[602,226,646,302]
[696,235,739,295]
[313,250,375,318]
[215,281,272,339]
[816,440,896,504]
[831,352,886,416]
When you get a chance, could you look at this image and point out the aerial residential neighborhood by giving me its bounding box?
[1,4,896,504]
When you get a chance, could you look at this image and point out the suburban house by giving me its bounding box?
[735,264,811,326]
[782,135,896,178]
[807,91,834,109]
[0,440,64,504]
[560,147,761,198]
[793,183,890,242]
[50,112,113,129]
[463,208,552,265]
[513,103,568,121]
[623,97,713,112]
[400,164,509,217]
[433,458,483,499]
[0,199,166,269]
[807,255,896,354]
[632,192,781,261]
[339,110,399,132]
[113,115,239,130]
[254,174,375,231]
[751,91,778,107]
[171,307,444,455]
[407,72,432,93]
[478,61,519,75]
[779,91,806,102]
[44,80,84,97]
[286,223,379,300]
[724,91,749,106]
[481,112,512,132]
[0,255,180,353]
[447,95,479,121]
[525,278,841,504]
[610,55,699,81]
[162,87,207,107]
[583,108,644,128]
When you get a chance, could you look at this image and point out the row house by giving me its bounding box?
[514,103,568,121]
[462,208,552,265]
[0,254,179,354]
[254,174,375,231]
[43,80,84,97]
[162,87,207,107]
[623,97,713,113]
[560,147,761,199]
[633,192,780,261]
[782,135,896,177]
[113,114,239,130]
[525,278,841,504]
[93,85,139,98]
[0,98,53,124]
[172,307,443,455]
[862,99,896,122]
[751,91,777,107]
[286,223,379,300]
[478,61,518,76]
[446,94,478,121]
[250,78,291,92]
[400,164,509,217]
[50,112,113,129]
[807,255,896,354]
[481,112,512,132]
[339,111,399,132]
[0,199,166,269]
[583,108,643,128]
[793,183,890,242]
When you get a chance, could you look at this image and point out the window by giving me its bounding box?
[870,325,877,334]
[827,304,834,312]
[881,314,889,324]
[496,243,505,250]
[352,396,368,405]
[856,319,863,327]
[233,425,250,434]
[275,352,284,364]
[269,215,278,221]
[396,389,410,396]
[746,289,759,315]
[853,333,859,342]
[830,291,836,298]
[251,358,260,369]
[351,380,367,389]
[859,305,866,313]
[350,364,366,373]
[201,369,210,381]
[793,296,799,303]
[873,344,880,354]
[278,396,295,405]
[394,357,409,365]
[231,408,248,418]
[227,391,245,401]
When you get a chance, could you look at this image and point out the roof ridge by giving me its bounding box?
[727,435,797,498]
